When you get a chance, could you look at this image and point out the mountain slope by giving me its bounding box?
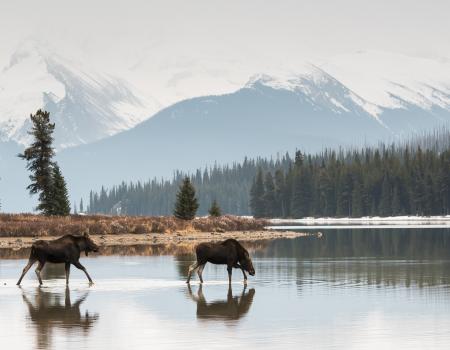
[0,42,159,149]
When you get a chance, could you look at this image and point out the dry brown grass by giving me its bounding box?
[0,214,267,238]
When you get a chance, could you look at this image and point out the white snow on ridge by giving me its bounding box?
[245,65,386,121]
[0,46,65,137]
[0,41,159,148]
[322,51,450,110]
[244,51,450,122]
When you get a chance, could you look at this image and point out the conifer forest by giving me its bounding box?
[88,128,450,218]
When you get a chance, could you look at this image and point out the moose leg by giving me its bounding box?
[241,268,248,284]
[16,258,37,285]
[35,261,45,286]
[197,264,205,284]
[65,262,71,285]
[73,261,94,285]
[227,265,233,285]
[235,263,248,284]
[197,283,206,303]
[186,262,199,284]
[65,286,71,307]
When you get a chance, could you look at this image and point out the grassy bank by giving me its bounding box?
[0,214,268,238]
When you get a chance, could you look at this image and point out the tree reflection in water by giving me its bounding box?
[21,287,99,349]
[187,284,255,321]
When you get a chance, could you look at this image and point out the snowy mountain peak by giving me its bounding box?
[0,42,159,149]
[245,63,325,91]
[245,65,383,120]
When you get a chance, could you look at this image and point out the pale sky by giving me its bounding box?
[1,0,449,68]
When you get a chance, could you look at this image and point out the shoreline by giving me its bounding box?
[0,230,315,253]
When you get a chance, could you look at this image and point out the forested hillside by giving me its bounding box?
[88,128,450,217]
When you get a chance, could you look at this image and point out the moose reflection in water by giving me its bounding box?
[187,284,256,321]
[17,233,99,286]
[21,287,99,349]
[187,239,255,284]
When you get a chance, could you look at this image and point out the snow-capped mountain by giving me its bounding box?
[124,50,450,132]
[0,42,159,149]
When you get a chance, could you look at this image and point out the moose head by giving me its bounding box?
[240,250,255,276]
[82,232,99,256]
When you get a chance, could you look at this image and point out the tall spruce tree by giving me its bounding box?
[50,164,71,216]
[174,177,199,220]
[274,169,285,217]
[250,168,266,218]
[379,174,392,216]
[18,110,56,215]
[208,199,222,217]
[263,172,276,217]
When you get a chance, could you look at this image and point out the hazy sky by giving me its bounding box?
[1,0,449,72]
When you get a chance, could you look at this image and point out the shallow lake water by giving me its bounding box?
[1,228,450,349]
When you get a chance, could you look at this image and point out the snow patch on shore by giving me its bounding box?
[269,215,450,226]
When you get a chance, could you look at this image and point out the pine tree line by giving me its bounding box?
[250,145,450,218]
[88,127,450,217]
[88,157,292,216]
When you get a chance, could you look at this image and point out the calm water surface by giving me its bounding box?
[1,228,450,349]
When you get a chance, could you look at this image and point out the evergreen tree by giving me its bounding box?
[294,150,304,168]
[263,172,276,217]
[391,185,401,215]
[49,164,71,216]
[379,174,392,216]
[80,198,84,213]
[250,168,266,218]
[274,169,285,217]
[351,179,364,217]
[174,177,199,220]
[18,110,56,215]
[208,199,222,217]
[336,170,353,217]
